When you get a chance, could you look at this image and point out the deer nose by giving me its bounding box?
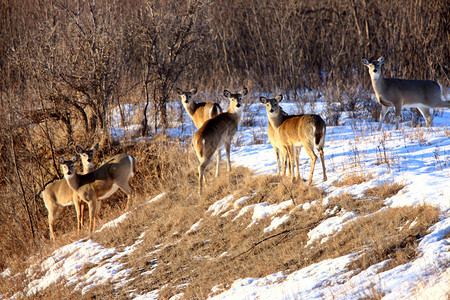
[373,69,377,73]
[236,103,241,108]
[270,108,274,113]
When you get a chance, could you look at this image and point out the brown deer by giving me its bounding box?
[43,144,98,241]
[267,104,300,177]
[193,87,248,193]
[362,56,450,130]
[260,95,327,185]
[176,88,222,129]
[59,153,136,236]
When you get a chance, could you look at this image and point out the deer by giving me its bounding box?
[42,144,99,241]
[176,88,223,129]
[193,87,248,194]
[260,95,327,185]
[267,105,300,177]
[362,56,450,130]
[59,153,137,236]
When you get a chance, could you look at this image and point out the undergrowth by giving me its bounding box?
[0,135,442,299]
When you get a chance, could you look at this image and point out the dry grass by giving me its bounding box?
[0,136,442,299]
[334,172,373,187]
[307,204,439,272]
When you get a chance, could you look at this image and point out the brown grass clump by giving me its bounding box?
[328,181,405,215]
[334,172,373,187]
[364,181,405,201]
[308,204,440,272]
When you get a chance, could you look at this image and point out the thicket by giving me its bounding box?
[0,0,448,270]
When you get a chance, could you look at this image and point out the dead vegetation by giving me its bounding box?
[0,132,442,299]
[0,0,447,298]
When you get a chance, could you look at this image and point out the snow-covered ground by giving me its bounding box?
[2,96,449,299]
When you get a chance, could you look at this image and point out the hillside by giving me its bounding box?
[1,99,449,299]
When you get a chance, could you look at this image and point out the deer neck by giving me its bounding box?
[83,164,94,174]
[268,110,288,128]
[64,173,82,192]
[184,101,199,117]
[370,71,386,93]
[226,106,242,122]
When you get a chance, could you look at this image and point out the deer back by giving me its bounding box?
[194,112,238,158]
[191,102,222,128]
[381,78,442,106]
[278,114,326,148]
[73,154,134,199]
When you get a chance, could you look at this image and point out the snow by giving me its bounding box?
[4,96,449,299]
[306,210,357,246]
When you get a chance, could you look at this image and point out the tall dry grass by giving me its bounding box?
[0,130,442,299]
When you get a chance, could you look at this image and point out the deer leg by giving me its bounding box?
[304,145,317,186]
[378,105,390,131]
[225,142,232,172]
[417,107,433,127]
[319,148,327,182]
[87,197,97,236]
[73,194,83,232]
[79,197,85,229]
[274,147,280,175]
[47,206,57,241]
[215,149,221,177]
[198,157,211,194]
[394,105,402,130]
[280,146,288,176]
[286,145,295,181]
[118,181,133,211]
[295,146,301,179]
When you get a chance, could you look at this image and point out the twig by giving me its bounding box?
[231,220,322,260]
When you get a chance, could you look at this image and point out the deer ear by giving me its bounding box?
[362,58,370,66]
[275,94,283,102]
[241,87,248,95]
[72,156,77,162]
[175,88,182,95]
[378,56,386,64]
[259,96,267,104]
[190,88,197,94]
[76,146,83,154]
[58,157,65,164]
[93,143,99,152]
[223,90,231,98]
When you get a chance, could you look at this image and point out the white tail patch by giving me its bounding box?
[128,155,135,177]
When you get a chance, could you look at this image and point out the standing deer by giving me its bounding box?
[362,56,450,130]
[176,88,222,129]
[43,144,98,241]
[267,104,300,177]
[260,95,327,185]
[77,143,99,173]
[193,87,247,193]
[59,153,137,236]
